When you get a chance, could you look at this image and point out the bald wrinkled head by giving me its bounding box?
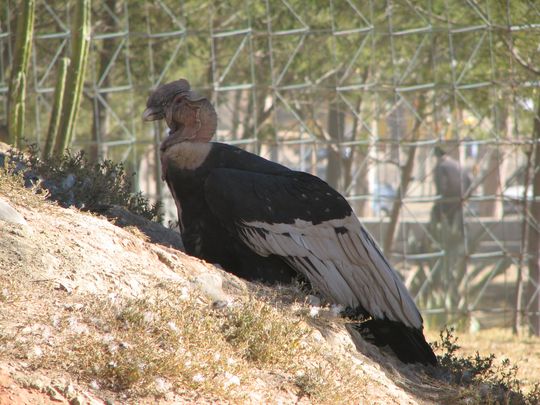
[143,79,218,151]
[142,79,191,121]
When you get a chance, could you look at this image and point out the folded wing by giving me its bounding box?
[204,168,422,329]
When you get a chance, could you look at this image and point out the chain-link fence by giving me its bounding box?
[1,0,540,333]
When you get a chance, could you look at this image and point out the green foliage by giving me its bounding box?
[434,327,540,404]
[5,0,538,153]
[8,73,26,147]
[7,0,35,148]
[5,146,161,222]
[54,0,91,155]
[435,327,496,382]
[44,57,70,160]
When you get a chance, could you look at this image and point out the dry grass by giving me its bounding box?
[17,284,367,403]
[0,163,46,211]
[221,298,309,367]
[294,356,367,403]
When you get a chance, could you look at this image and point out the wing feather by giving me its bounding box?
[203,167,423,329]
[239,216,423,329]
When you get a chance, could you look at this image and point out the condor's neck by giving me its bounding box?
[161,141,213,172]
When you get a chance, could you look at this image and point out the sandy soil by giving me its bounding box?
[0,177,442,404]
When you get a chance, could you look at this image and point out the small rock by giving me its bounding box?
[223,372,240,388]
[0,197,28,227]
[306,295,321,307]
[143,311,156,323]
[70,396,85,405]
[55,280,73,293]
[31,346,43,358]
[167,321,179,332]
[212,300,229,310]
[192,373,205,383]
[178,286,190,301]
[154,377,172,393]
[311,329,326,343]
[46,385,64,402]
[192,273,228,302]
[68,318,89,334]
[309,306,320,317]
[63,382,77,399]
[61,173,77,190]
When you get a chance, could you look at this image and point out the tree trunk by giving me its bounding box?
[344,97,368,216]
[527,93,540,335]
[90,0,118,163]
[514,145,533,334]
[383,143,417,254]
[383,95,425,254]
[327,100,345,190]
[231,89,242,138]
[478,104,508,217]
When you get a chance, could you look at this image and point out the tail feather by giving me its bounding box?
[355,319,437,366]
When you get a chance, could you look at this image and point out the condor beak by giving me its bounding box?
[142,106,164,121]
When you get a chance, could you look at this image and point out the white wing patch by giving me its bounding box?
[239,215,422,329]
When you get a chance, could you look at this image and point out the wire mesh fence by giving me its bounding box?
[1,0,540,333]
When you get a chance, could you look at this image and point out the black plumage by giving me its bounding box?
[143,79,437,366]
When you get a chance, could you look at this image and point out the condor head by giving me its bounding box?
[142,79,191,122]
[143,79,217,150]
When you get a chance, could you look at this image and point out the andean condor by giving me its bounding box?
[143,79,437,366]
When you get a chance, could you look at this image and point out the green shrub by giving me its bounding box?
[3,145,161,222]
[434,327,540,404]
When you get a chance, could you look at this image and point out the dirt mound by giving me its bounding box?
[0,174,449,404]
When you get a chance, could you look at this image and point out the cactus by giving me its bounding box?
[43,57,70,160]
[54,0,91,156]
[7,0,35,148]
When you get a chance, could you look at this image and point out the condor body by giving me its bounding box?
[144,79,437,366]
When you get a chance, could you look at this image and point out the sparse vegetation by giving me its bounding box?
[2,145,161,222]
[434,327,540,404]
[294,356,366,403]
[221,298,309,367]
[48,291,246,399]
[15,286,367,402]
